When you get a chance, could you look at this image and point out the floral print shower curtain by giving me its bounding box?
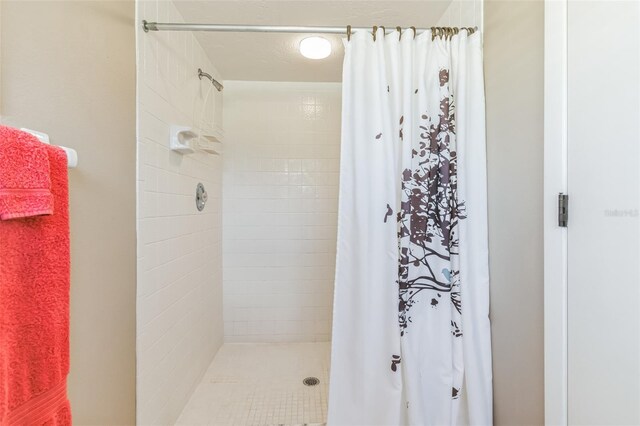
[328,27,492,426]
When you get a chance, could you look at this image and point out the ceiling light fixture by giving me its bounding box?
[299,36,332,59]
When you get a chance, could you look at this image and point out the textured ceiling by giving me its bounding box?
[173,1,453,82]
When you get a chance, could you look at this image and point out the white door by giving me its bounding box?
[567,1,640,424]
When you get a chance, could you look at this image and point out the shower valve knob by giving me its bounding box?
[196,183,208,211]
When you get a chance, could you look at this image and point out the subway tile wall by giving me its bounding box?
[136,1,224,424]
[223,81,341,343]
[436,0,484,29]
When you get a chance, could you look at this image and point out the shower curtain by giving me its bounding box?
[328,28,492,426]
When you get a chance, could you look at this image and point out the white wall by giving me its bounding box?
[222,81,341,343]
[437,0,483,29]
[136,1,224,424]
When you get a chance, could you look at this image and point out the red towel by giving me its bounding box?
[0,126,54,220]
[0,126,71,425]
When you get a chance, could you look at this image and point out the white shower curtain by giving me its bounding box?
[328,28,492,426]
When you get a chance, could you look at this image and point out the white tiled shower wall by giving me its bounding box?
[437,0,483,29]
[223,81,341,343]
[136,1,224,424]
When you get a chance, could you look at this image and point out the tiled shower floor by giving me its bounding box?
[175,342,330,426]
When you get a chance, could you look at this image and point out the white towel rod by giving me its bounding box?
[21,128,78,169]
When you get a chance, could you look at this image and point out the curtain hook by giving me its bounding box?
[347,25,351,41]
[396,26,402,41]
[411,26,416,39]
[373,25,378,41]
[430,26,436,41]
[380,26,386,38]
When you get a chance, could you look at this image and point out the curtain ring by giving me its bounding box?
[411,26,416,39]
[430,26,436,41]
[373,25,378,41]
[346,25,351,41]
[396,26,402,41]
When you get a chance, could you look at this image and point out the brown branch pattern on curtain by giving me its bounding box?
[395,69,466,337]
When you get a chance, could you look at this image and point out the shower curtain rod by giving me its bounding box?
[142,21,477,35]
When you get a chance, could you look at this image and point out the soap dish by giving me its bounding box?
[192,134,222,155]
[170,125,197,154]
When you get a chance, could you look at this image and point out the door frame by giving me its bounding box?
[544,0,569,424]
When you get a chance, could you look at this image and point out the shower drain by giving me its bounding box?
[302,376,320,386]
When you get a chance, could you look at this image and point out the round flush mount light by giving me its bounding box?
[299,36,332,59]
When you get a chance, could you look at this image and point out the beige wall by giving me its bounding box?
[0,2,137,424]
[484,1,545,424]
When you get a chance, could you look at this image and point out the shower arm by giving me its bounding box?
[198,68,224,92]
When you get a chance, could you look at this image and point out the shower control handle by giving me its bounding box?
[196,183,208,211]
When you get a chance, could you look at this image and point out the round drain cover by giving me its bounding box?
[303,377,320,386]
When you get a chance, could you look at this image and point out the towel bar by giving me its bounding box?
[20,128,78,168]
